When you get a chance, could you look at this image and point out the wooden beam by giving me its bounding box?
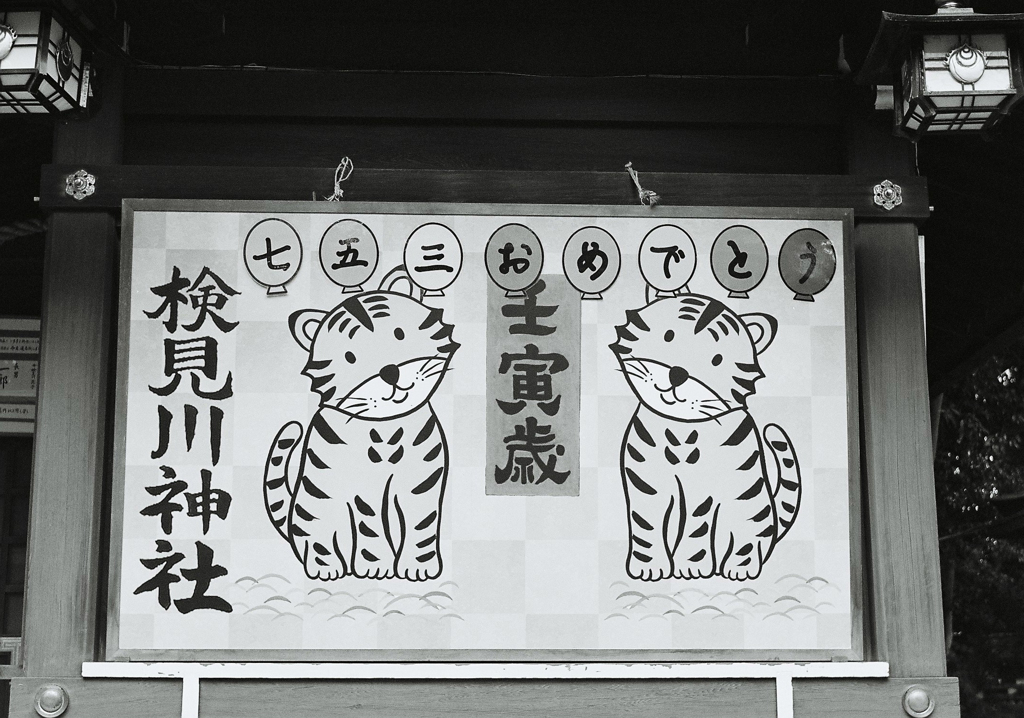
[38,165,930,218]
[9,679,182,718]
[21,62,123,677]
[7,676,959,718]
[847,111,947,677]
[123,68,850,125]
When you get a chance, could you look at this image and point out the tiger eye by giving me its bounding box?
[394,328,405,340]
[712,354,723,366]
[345,351,356,364]
[664,330,675,342]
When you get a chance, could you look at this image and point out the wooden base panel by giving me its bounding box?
[8,677,958,718]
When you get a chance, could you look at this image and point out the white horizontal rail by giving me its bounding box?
[83,660,889,680]
[82,661,890,718]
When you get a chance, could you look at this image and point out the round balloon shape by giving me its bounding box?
[562,226,621,300]
[243,218,303,296]
[710,225,768,299]
[319,219,379,292]
[639,224,698,296]
[779,228,837,302]
[404,223,463,297]
[485,223,544,297]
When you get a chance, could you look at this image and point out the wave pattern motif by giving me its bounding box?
[606,573,839,623]
[229,574,463,623]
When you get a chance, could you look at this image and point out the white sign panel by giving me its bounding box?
[111,201,859,661]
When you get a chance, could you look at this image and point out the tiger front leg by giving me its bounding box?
[716,477,775,581]
[350,493,397,579]
[289,485,353,581]
[672,494,717,579]
[622,467,678,581]
[299,531,351,581]
[393,464,446,581]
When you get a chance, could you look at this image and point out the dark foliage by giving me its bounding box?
[936,344,1024,717]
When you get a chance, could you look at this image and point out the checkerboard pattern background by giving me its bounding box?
[116,208,853,655]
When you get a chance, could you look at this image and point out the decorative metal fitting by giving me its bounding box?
[873,179,903,211]
[902,685,936,718]
[33,684,70,718]
[947,42,986,85]
[65,169,95,201]
[0,22,16,62]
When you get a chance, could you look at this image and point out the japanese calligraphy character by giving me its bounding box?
[798,241,817,284]
[413,243,455,274]
[726,239,752,280]
[332,242,370,270]
[149,337,233,400]
[185,469,232,534]
[144,266,190,333]
[183,267,239,334]
[501,279,557,336]
[576,241,608,281]
[252,236,293,271]
[151,404,224,466]
[650,244,686,279]
[173,541,232,614]
[134,539,185,610]
[494,416,569,485]
[497,242,533,275]
[140,466,187,535]
[496,343,568,416]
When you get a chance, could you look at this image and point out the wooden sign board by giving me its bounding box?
[0,317,40,435]
[109,200,859,662]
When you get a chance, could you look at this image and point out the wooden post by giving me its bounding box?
[21,62,123,677]
[847,112,947,677]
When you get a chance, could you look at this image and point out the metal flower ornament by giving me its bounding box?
[873,180,902,211]
[65,170,95,201]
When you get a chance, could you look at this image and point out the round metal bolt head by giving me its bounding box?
[903,685,935,718]
[34,684,69,718]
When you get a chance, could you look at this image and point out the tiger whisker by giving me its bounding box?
[345,408,370,424]
[421,366,450,379]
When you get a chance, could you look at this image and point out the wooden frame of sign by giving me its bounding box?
[107,199,859,663]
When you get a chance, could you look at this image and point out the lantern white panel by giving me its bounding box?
[0,46,38,71]
[0,74,31,88]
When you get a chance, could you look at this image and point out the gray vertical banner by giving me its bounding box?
[486,275,581,496]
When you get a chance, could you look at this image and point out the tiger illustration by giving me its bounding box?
[609,294,801,581]
[263,270,458,581]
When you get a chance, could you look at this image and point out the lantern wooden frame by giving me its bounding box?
[858,7,1024,140]
[0,7,89,114]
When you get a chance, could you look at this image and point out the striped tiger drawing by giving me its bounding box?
[263,272,458,581]
[609,294,801,581]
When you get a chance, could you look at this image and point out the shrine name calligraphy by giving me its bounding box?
[135,265,237,614]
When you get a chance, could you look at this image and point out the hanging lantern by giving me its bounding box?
[0,8,89,114]
[858,3,1024,140]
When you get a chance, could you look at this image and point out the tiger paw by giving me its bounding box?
[720,542,764,581]
[396,546,442,581]
[352,546,396,579]
[302,542,348,581]
[626,548,673,582]
[671,544,712,581]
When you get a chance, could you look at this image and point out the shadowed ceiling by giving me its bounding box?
[3,0,1024,388]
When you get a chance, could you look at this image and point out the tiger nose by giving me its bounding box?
[669,366,689,388]
[380,364,400,386]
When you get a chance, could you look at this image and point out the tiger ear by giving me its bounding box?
[288,309,328,352]
[378,264,420,299]
[740,312,778,355]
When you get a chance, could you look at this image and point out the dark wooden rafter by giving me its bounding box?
[122,68,852,125]
[38,166,928,218]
